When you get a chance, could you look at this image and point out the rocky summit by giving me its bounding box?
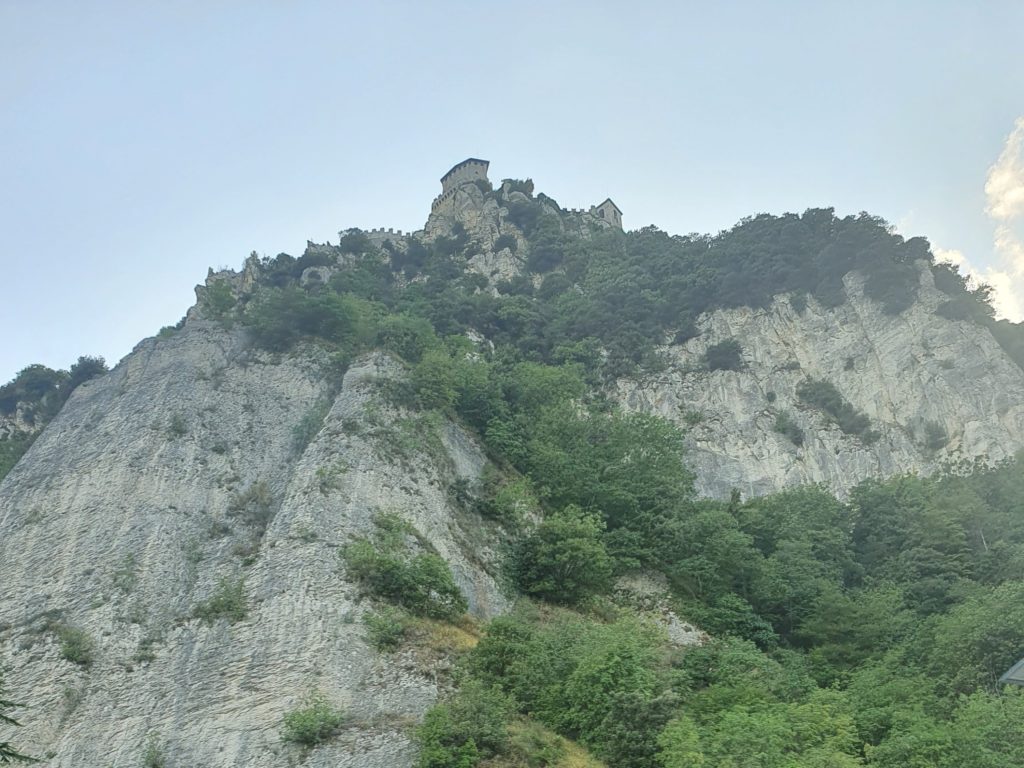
[2,161,1024,767]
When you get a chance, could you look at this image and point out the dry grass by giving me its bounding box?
[482,719,607,768]
[559,740,606,768]
[409,615,481,655]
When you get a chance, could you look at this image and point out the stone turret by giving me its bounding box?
[432,158,490,211]
[591,198,623,229]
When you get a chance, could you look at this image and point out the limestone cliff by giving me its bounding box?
[619,266,1024,498]
[0,325,507,767]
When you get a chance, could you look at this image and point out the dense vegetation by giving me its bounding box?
[184,189,1024,767]
[0,356,107,482]
[227,195,1024,383]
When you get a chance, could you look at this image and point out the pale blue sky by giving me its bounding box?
[2,1,1023,382]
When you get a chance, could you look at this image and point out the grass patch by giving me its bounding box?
[55,624,95,666]
[193,576,247,625]
[282,694,345,747]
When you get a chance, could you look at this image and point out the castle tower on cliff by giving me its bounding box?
[431,158,490,212]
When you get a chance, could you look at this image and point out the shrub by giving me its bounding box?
[476,470,537,527]
[342,526,467,620]
[923,420,949,451]
[797,378,877,440]
[282,694,345,747]
[364,608,409,652]
[167,414,187,438]
[202,280,236,319]
[513,506,614,605]
[416,681,513,767]
[56,625,95,666]
[505,200,544,236]
[410,350,458,410]
[292,400,331,453]
[773,411,805,447]
[227,481,274,534]
[494,234,517,253]
[376,314,439,363]
[704,339,744,371]
[338,230,373,254]
[502,178,535,197]
[193,577,247,625]
[142,733,166,768]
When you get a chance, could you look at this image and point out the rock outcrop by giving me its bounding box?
[0,325,507,767]
[423,184,1024,499]
[619,266,1024,498]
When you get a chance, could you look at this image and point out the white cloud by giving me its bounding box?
[994,224,1024,276]
[984,269,1024,321]
[934,246,967,269]
[933,243,1024,323]
[986,117,1024,222]
[955,117,1024,322]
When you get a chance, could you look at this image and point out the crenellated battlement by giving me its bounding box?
[427,158,622,228]
[562,200,624,229]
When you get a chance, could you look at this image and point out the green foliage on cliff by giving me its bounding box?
[342,515,467,621]
[420,457,1024,767]
[210,194,1024,767]
[1,671,38,763]
[281,694,345,747]
[797,378,879,441]
[193,577,248,625]
[512,506,614,605]
[238,203,1024,382]
[0,356,107,483]
[703,339,744,371]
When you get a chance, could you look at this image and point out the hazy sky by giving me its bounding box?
[2,1,1023,383]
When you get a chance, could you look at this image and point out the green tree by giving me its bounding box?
[513,506,614,605]
[1,673,38,764]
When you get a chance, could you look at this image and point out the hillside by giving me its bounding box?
[2,163,1024,767]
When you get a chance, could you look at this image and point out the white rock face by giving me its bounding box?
[0,325,507,767]
[618,266,1024,498]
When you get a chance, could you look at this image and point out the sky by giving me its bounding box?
[2,1,1023,383]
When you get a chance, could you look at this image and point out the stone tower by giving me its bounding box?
[432,158,490,211]
[591,198,623,229]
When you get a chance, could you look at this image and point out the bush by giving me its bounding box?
[202,280,236,319]
[193,577,247,625]
[797,378,877,440]
[494,234,517,253]
[773,411,805,446]
[476,470,537,527]
[416,681,513,767]
[704,339,744,371]
[338,230,373,254]
[923,420,949,451]
[282,694,345,747]
[227,481,274,534]
[513,506,614,605]
[142,733,166,768]
[56,625,95,666]
[364,608,409,652]
[342,524,467,620]
[292,400,330,453]
[167,413,187,438]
